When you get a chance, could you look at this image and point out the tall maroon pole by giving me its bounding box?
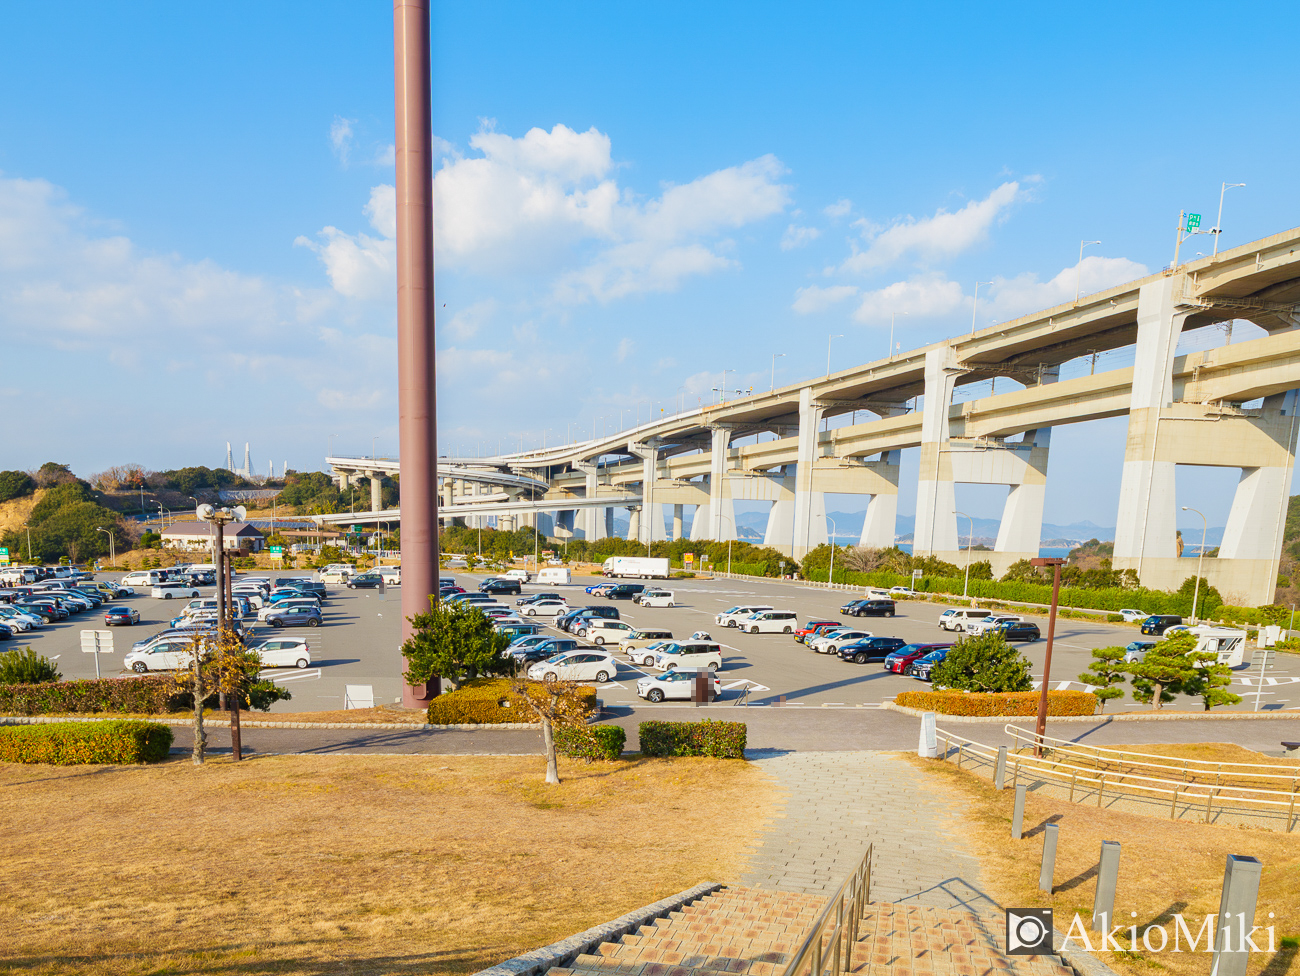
[395,0,440,705]
[1030,557,1065,757]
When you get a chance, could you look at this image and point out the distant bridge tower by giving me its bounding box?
[226,442,233,471]
[243,443,251,478]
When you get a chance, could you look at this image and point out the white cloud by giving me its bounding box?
[782,224,821,250]
[792,284,858,315]
[824,199,852,218]
[852,272,967,323]
[615,337,634,363]
[330,116,356,165]
[446,298,498,340]
[294,185,396,301]
[987,255,1149,321]
[840,181,1026,273]
[318,387,384,410]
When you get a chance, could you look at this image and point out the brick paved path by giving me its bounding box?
[738,752,999,914]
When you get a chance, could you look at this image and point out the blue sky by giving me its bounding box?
[2,2,1297,531]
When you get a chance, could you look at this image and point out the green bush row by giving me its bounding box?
[638,719,746,758]
[555,724,626,760]
[0,676,185,716]
[0,720,173,764]
[425,678,597,724]
[894,690,1098,717]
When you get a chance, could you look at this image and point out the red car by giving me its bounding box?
[883,643,949,674]
[795,620,839,644]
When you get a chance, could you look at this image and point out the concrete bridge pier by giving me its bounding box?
[575,462,608,541]
[1114,279,1299,604]
[791,388,829,558]
[672,504,684,540]
[629,440,668,542]
[705,425,738,541]
[914,346,963,558]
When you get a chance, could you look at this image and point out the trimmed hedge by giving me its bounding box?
[426,678,597,724]
[0,721,173,764]
[639,719,746,758]
[894,690,1098,717]
[556,724,626,760]
[0,676,185,716]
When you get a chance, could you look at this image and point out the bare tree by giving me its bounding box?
[508,675,592,784]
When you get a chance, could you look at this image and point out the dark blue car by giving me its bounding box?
[264,605,323,628]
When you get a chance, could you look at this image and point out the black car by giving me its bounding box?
[347,573,384,589]
[480,578,522,596]
[998,620,1041,642]
[838,637,907,664]
[604,583,645,600]
[848,599,896,618]
[1141,614,1183,636]
[556,605,620,632]
[517,592,562,606]
[840,599,869,615]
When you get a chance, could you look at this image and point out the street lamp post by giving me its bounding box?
[1182,505,1208,624]
[718,513,735,575]
[96,527,115,568]
[970,283,992,334]
[1030,557,1066,757]
[1075,241,1101,302]
[826,515,838,585]
[827,335,843,376]
[22,522,31,561]
[889,311,906,358]
[195,502,248,762]
[771,353,785,391]
[955,510,975,600]
[1212,183,1246,256]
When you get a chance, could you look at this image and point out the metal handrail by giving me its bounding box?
[780,843,872,976]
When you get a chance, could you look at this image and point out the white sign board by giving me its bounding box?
[79,629,114,679]
[918,710,938,758]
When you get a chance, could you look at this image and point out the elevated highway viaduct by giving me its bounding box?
[324,227,1300,605]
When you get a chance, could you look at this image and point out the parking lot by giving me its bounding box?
[19,569,1299,715]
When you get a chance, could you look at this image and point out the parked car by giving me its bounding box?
[0,623,12,640]
[1118,608,1149,623]
[585,582,616,595]
[715,605,773,627]
[480,578,522,596]
[258,599,320,622]
[1123,640,1157,663]
[511,644,567,666]
[795,620,839,643]
[962,614,1022,636]
[526,638,580,658]
[907,647,949,681]
[151,582,202,600]
[508,635,558,655]
[652,641,723,672]
[997,620,1041,642]
[557,606,620,632]
[0,607,43,630]
[576,619,637,644]
[809,630,874,654]
[1141,614,1184,636]
[124,639,199,673]
[247,638,312,669]
[618,628,675,655]
[318,567,354,583]
[740,610,799,634]
[517,592,562,606]
[625,640,673,667]
[845,599,897,618]
[889,586,915,597]
[837,637,907,663]
[264,605,323,628]
[519,599,569,617]
[937,608,993,632]
[347,573,385,590]
[103,606,141,626]
[637,669,721,703]
[527,651,617,683]
[604,583,645,600]
[884,643,950,674]
[636,589,676,608]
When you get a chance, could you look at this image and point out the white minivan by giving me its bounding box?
[122,569,166,588]
[715,605,773,627]
[938,608,993,632]
[741,610,799,634]
[637,589,675,608]
[653,641,723,672]
[377,566,401,585]
[576,619,637,644]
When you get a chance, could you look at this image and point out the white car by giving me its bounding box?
[937,608,993,632]
[889,586,915,597]
[521,599,569,617]
[151,583,202,600]
[124,638,199,673]
[249,638,312,669]
[626,640,673,667]
[962,615,1022,636]
[527,651,618,683]
[576,619,637,644]
[1118,609,1149,623]
[258,599,319,622]
[0,608,40,631]
[318,568,353,584]
[715,605,773,628]
[653,641,723,672]
[637,590,676,608]
[637,669,721,703]
[809,630,873,653]
[741,610,799,634]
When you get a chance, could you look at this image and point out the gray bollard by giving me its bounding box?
[918,711,937,758]
[1091,840,1121,931]
[994,745,1008,789]
[1211,855,1263,976]
[1011,784,1027,839]
[1038,823,1059,892]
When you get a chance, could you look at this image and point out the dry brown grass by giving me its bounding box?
[907,753,1300,976]
[0,754,775,975]
[1026,741,1300,794]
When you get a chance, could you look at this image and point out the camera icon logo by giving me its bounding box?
[1005,908,1053,955]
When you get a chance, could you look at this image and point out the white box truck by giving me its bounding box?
[602,556,670,579]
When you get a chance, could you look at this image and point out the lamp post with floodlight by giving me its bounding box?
[1182,506,1208,624]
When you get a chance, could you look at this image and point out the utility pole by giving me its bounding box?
[1030,557,1065,757]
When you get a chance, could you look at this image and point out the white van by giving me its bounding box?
[938,608,993,632]
[741,610,799,634]
[122,570,166,588]
[0,567,38,585]
[377,566,402,585]
[637,589,675,608]
[504,569,532,583]
[716,605,773,627]
[653,641,723,672]
[575,619,637,645]
[537,567,571,586]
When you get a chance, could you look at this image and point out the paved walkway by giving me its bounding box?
[738,751,1001,915]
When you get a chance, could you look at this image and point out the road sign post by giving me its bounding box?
[79,629,114,679]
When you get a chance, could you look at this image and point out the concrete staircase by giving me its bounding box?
[546,887,1075,976]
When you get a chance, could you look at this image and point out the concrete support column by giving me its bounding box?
[1114,278,1192,569]
[792,388,828,558]
[914,346,962,556]
[536,511,557,537]
[626,506,640,541]
[369,474,383,513]
[629,441,667,542]
[995,367,1058,556]
[604,508,615,538]
[706,426,737,540]
[1219,391,1300,561]
[576,462,607,541]
[765,467,797,553]
[672,504,684,540]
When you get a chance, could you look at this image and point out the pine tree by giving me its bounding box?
[1078,646,1126,711]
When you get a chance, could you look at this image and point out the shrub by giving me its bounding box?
[930,632,1032,693]
[555,724,626,760]
[638,719,746,758]
[0,720,173,764]
[426,678,596,724]
[0,647,62,685]
[0,675,185,715]
[894,690,1098,717]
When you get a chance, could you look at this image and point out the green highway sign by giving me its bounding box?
[268,546,284,554]
[0,548,8,555]
[1186,213,1201,230]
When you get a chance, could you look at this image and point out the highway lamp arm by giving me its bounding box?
[955,510,974,600]
[1075,241,1101,303]
[1182,506,1207,624]
[1212,183,1246,256]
